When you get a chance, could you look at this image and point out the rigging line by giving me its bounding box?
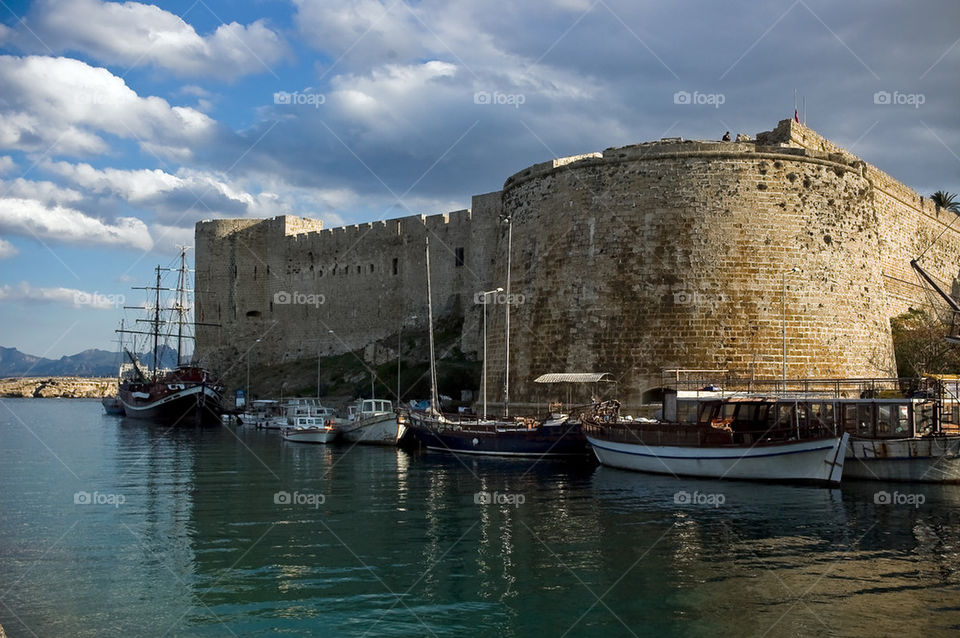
[917,208,960,261]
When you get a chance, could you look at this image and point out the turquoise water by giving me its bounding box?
[2,399,960,637]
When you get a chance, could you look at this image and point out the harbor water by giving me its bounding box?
[2,399,960,637]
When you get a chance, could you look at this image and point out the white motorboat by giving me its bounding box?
[340,399,400,445]
[281,416,339,444]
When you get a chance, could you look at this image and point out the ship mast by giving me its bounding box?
[152,264,161,378]
[176,247,189,367]
[426,237,439,413]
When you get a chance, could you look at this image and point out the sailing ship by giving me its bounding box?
[582,397,849,485]
[116,248,224,426]
[402,237,591,457]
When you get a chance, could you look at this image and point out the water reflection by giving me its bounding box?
[4,401,960,637]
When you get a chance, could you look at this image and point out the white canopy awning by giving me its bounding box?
[533,373,614,384]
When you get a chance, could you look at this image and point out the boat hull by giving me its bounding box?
[118,383,223,425]
[341,414,401,445]
[844,436,960,482]
[586,433,849,485]
[101,396,124,415]
[281,428,339,444]
[407,414,590,457]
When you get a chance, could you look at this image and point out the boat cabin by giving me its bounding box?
[673,390,938,439]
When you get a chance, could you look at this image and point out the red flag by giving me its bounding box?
[794,109,800,123]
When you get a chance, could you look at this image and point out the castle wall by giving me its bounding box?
[194,193,501,376]
[195,120,960,406]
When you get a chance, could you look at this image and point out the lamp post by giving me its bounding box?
[479,287,504,420]
[319,329,333,399]
[397,315,416,403]
[246,338,261,404]
[500,213,513,416]
[782,267,800,388]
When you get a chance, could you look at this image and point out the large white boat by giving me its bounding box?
[340,399,400,445]
[665,377,960,483]
[254,397,339,430]
[583,399,848,485]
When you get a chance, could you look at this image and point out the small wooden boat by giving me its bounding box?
[582,399,848,485]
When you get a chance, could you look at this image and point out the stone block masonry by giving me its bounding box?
[195,120,960,405]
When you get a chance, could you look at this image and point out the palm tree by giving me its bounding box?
[931,190,960,213]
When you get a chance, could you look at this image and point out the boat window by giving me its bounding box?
[877,405,893,436]
[857,404,874,437]
[795,403,809,430]
[811,403,835,431]
[678,401,698,423]
[917,403,935,436]
[842,404,857,434]
[696,402,720,425]
[720,403,737,419]
[878,404,910,437]
[775,404,793,428]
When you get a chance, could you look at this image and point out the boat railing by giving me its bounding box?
[664,375,937,400]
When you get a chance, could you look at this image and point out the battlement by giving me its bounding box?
[195,121,960,406]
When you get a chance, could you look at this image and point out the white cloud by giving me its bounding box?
[0,55,217,158]
[149,223,195,255]
[0,237,18,258]
[0,156,15,174]
[0,281,120,309]
[12,0,288,79]
[0,177,84,204]
[0,197,153,251]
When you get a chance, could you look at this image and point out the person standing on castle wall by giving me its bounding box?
[722,131,731,141]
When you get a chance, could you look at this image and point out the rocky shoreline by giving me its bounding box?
[0,377,116,398]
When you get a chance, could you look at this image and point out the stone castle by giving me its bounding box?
[194,119,960,405]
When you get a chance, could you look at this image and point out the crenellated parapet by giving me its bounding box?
[195,121,960,406]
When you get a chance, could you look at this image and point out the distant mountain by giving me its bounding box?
[0,344,181,378]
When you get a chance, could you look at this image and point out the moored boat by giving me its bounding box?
[115,248,224,426]
[281,416,340,443]
[404,409,590,457]
[582,399,848,485]
[341,399,400,445]
[666,376,960,483]
[101,395,124,415]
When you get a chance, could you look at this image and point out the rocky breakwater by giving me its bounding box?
[0,377,116,398]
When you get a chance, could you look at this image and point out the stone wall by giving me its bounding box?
[195,120,960,406]
[195,193,501,377]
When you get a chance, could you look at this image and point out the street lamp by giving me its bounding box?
[479,287,504,420]
[499,213,513,416]
[246,338,261,405]
[318,329,333,399]
[782,267,800,388]
[397,315,416,403]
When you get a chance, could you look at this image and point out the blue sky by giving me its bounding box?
[0,0,958,358]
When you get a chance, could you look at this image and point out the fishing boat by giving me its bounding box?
[341,399,400,445]
[281,416,340,443]
[116,249,224,426]
[582,398,848,485]
[665,377,960,483]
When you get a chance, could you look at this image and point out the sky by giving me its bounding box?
[0,0,958,358]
